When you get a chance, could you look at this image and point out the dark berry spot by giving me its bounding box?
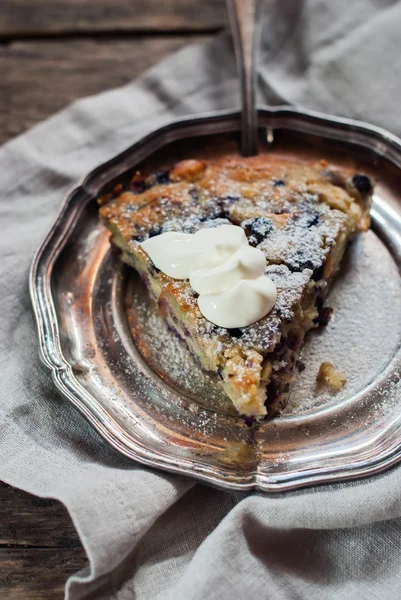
[230,328,243,339]
[305,213,320,227]
[272,179,285,187]
[296,360,305,372]
[216,195,240,218]
[167,323,184,342]
[217,367,224,381]
[318,306,333,327]
[155,171,170,184]
[189,188,199,202]
[208,324,219,335]
[130,180,145,194]
[352,174,372,194]
[144,171,170,188]
[132,224,146,241]
[266,378,278,400]
[220,194,240,203]
[273,338,287,358]
[312,264,325,281]
[129,172,146,193]
[242,217,274,245]
[169,311,178,325]
[287,332,302,351]
[287,250,315,272]
[283,383,291,393]
[244,416,255,427]
[148,226,162,238]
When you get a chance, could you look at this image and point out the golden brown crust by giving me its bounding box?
[100,154,370,242]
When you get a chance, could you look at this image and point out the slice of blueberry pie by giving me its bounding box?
[99,154,372,419]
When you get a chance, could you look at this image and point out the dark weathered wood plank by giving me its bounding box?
[0,484,82,548]
[0,0,226,37]
[0,483,87,599]
[1,547,87,600]
[0,35,208,144]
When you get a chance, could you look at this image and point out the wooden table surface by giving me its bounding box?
[0,2,225,597]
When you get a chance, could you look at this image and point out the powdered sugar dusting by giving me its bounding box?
[258,202,345,273]
[284,230,401,415]
[266,264,312,322]
[127,281,235,415]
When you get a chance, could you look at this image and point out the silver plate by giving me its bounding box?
[30,108,401,492]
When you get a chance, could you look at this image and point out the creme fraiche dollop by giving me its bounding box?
[140,224,277,328]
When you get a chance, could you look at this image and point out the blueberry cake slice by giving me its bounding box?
[99,155,372,419]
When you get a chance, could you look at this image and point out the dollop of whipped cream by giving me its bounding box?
[140,225,277,328]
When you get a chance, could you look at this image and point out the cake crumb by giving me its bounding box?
[316,362,346,391]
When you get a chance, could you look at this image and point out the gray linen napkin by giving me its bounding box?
[2,1,401,598]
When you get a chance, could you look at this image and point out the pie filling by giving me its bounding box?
[99,155,372,419]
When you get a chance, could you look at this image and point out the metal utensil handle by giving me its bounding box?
[226,0,261,156]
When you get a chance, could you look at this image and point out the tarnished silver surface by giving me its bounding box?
[30,108,401,491]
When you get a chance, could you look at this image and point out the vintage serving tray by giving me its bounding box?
[30,107,401,491]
